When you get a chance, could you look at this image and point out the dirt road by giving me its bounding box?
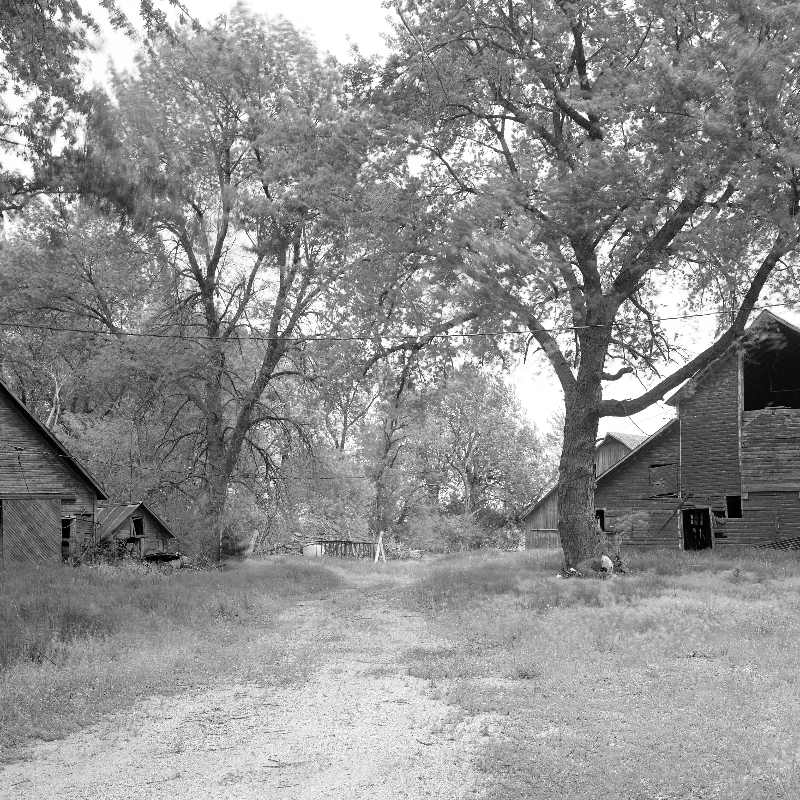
[0,569,485,800]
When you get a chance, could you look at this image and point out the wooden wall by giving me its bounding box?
[741,409,800,491]
[0,398,96,513]
[523,490,558,548]
[594,423,682,547]
[595,439,631,476]
[677,354,742,508]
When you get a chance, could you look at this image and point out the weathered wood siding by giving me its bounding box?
[677,354,742,508]
[716,491,800,546]
[317,540,376,559]
[741,409,800,491]
[523,490,559,548]
[0,399,96,512]
[0,498,61,565]
[594,423,682,547]
[595,439,631,476]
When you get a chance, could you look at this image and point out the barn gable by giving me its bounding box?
[0,378,107,565]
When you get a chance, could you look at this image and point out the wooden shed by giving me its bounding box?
[0,377,108,565]
[97,501,175,557]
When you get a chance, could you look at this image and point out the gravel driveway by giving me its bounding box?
[0,570,485,799]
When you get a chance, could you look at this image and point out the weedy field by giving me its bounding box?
[0,559,342,757]
[404,548,800,799]
[2,548,800,799]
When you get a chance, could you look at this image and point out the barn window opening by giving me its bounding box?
[61,518,73,560]
[595,509,605,531]
[132,517,144,537]
[726,495,743,518]
[743,324,800,410]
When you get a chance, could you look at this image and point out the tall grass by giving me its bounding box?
[0,557,341,756]
[404,548,800,799]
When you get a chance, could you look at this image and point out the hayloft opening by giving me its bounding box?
[725,495,742,518]
[743,322,800,410]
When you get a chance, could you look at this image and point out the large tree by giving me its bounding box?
[85,9,374,556]
[389,0,800,567]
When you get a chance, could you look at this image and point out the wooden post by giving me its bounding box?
[374,531,386,563]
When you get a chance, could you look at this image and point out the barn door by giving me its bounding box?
[1,498,62,565]
[682,508,712,551]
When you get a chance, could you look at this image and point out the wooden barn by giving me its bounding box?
[523,431,646,548]
[97,501,175,557]
[0,377,108,565]
[524,310,800,551]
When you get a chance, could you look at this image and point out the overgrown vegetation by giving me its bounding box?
[405,548,800,798]
[0,559,341,757]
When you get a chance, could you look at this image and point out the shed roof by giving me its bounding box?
[0,377,108,500]
[600,431,648,451]
[97,501,175,541]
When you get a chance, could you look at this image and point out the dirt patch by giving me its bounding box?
[0,567,484,799]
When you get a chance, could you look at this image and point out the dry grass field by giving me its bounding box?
[2,548,800,798]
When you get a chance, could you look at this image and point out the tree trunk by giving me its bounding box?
[557,333,606,569]
[204,343,228,560]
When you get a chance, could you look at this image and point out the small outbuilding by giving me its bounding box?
[97,501,176,557]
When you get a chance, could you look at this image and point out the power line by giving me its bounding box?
[0,301,797,344]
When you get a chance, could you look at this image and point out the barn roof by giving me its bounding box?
[666,310,800,406]
[521,420,677,521]
[590,419,679,484]
[600,431,648,450]
[97,501,175,541]
[0,377,108,500]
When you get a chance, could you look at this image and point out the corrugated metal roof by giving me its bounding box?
[97,504,140,540]
[97,501,175,540]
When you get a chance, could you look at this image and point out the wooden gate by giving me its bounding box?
[0,497,61,565]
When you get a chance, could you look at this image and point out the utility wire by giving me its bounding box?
[0,301,796,344]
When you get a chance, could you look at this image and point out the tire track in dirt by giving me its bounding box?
[0,569,484,800]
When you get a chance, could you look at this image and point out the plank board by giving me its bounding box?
[1,498,61,565]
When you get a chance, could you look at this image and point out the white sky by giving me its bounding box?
[84,0,799,441]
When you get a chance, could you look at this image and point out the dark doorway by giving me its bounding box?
[595,509,605,531]
[61,518,73,560]
[682,508,712,550]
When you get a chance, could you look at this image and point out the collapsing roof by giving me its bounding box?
[97,501,175,541]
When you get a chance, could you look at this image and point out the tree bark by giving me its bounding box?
[556,327,607,568]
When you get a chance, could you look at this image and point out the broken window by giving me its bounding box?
[743,324,800,410]
[132,517,144,538]
[725,495,743,518]
[649,463,678,495]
